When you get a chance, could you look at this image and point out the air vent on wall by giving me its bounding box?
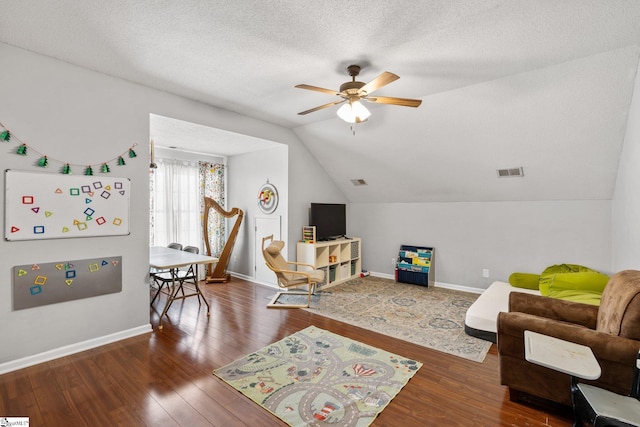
[497,167,524,178]
[351,179,368,186]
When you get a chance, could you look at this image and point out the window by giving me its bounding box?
[150,158,201,248]
[150,158,227,258]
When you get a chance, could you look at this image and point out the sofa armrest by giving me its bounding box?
[498,311,640,396]
[508,292,598,329]
[499,312,639,363]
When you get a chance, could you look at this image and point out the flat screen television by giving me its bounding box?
[309,203,346,241]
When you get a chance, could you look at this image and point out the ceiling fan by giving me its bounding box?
[295,64,422,123]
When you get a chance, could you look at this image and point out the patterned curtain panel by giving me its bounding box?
[199,162,226,257]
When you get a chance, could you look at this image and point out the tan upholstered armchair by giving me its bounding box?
[497,270,640,407]
[261,235,324,308]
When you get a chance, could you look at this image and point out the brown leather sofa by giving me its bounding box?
[497,270,640,407]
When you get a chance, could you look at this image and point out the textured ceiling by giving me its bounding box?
[2,1,640,202]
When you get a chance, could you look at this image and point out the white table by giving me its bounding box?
[149,246,218,329]
[524,330,601,380]
[525,331,603,426]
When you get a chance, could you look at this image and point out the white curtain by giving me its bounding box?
[150,158,201,249]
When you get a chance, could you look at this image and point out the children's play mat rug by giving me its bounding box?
[213,326,422,427]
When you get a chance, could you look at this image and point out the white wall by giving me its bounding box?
[0,42,337,370]
[155,146,225,165]
[227,145,288,277]
[350,200,611,289]
[612,59,640,271]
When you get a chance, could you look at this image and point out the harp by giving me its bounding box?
[203,197,244,283]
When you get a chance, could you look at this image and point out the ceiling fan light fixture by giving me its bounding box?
[337,100,370,123]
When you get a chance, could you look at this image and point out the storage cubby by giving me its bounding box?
[297,237,362,289]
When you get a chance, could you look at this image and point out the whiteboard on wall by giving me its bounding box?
[5,169,131,240]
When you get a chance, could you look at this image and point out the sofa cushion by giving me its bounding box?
[597,270,640,340]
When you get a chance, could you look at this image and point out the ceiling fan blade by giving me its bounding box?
[358,72,399,95]
[297,100,346,115]
[295,84,340,96]
[365,96,422,108]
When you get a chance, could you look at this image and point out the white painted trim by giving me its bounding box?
[435,281,484,294]
[369,271,484,294]
[0,324,152,375]
[230,272,278,289]
[370,272,394,280]
[238,271,485,294]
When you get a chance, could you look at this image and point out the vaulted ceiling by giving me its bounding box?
[2,1,640,202]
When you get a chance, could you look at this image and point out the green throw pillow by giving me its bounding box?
[509,272,541,290]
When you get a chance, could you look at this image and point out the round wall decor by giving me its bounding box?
[258,181,278,214]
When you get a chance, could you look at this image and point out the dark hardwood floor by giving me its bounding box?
[0,278,573,426]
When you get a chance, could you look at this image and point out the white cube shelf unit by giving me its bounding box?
[296,237,361,289]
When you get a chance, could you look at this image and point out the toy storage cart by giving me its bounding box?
[396,245,435,287]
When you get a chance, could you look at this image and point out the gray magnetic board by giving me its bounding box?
[12,256,122,310]
[5,169,130,240]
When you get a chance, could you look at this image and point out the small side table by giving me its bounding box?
[525,331,609,426]
[524,330,601,380]
[525,331,640,426]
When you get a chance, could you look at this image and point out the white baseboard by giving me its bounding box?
[436,281,484,294]
[0,324,152,375]
[235,270,485,295]
[369,271,484,294]
[229,272,278,289]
